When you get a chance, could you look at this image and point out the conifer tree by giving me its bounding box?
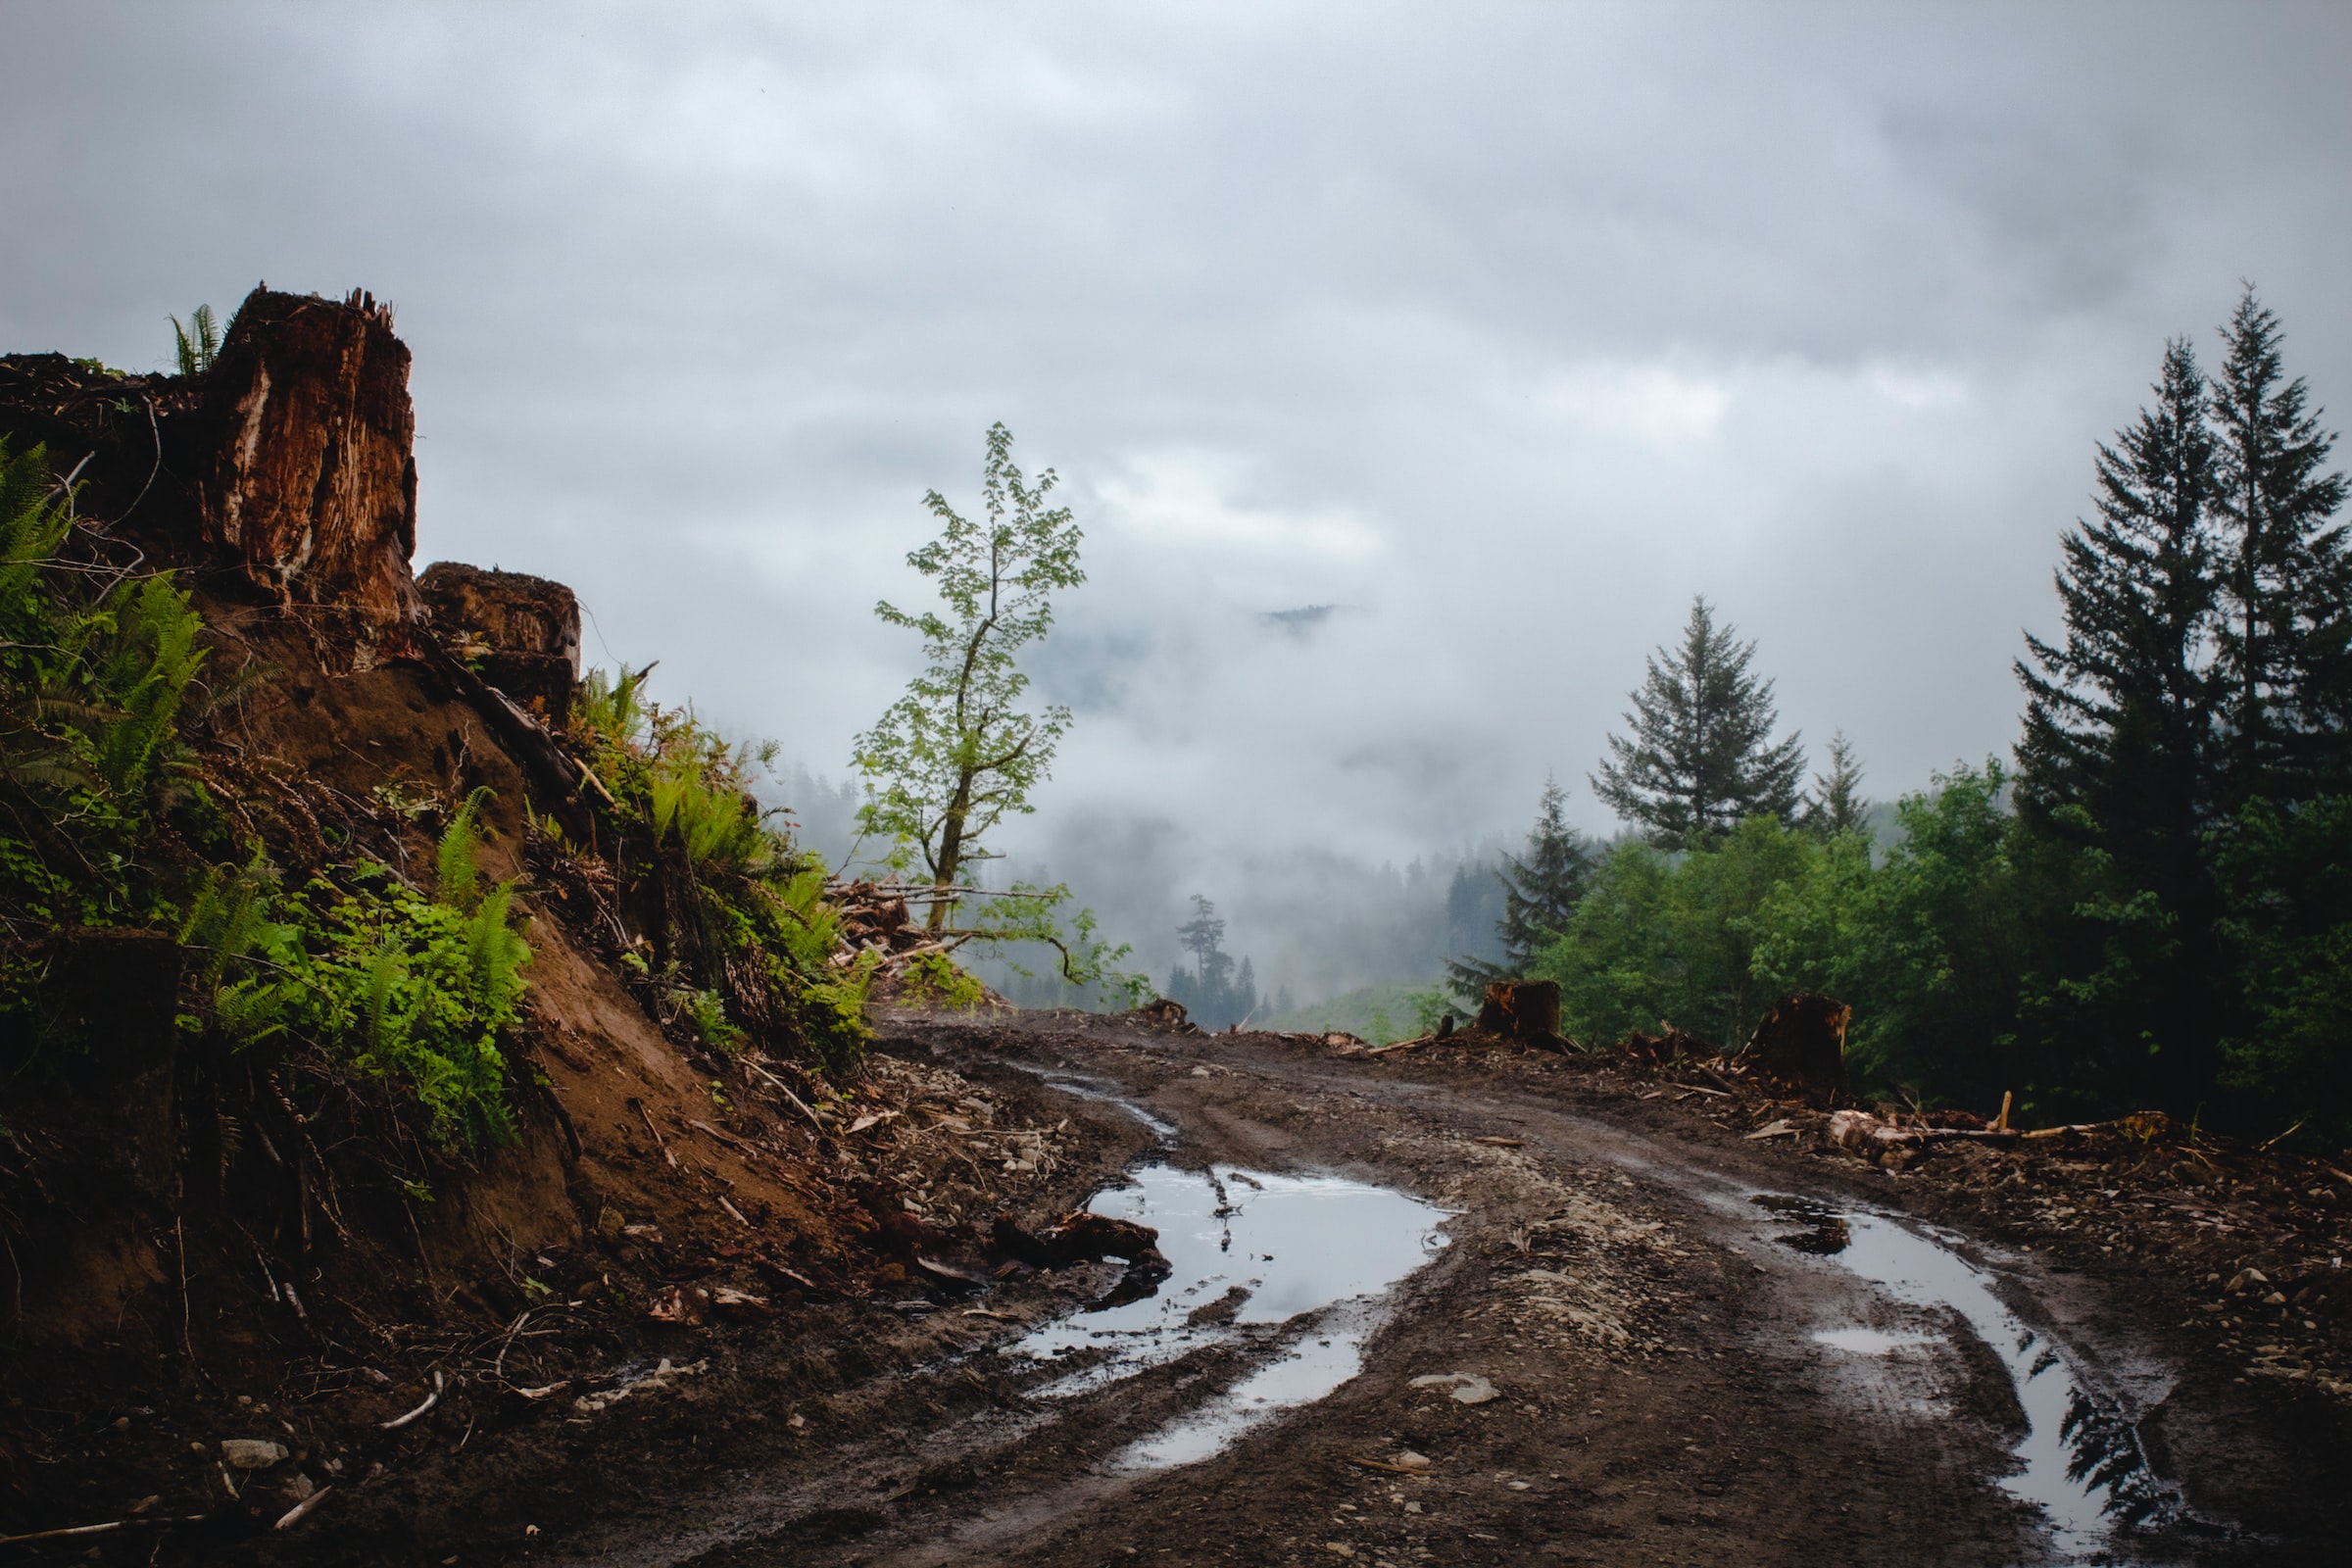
[2016,337,2224,864]
[2208,288,2352,803]
[1802,731,1869,837]
[1591,597,1804,848]
[1447,776,1592,989]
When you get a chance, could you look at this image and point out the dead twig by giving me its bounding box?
[743,1059,828,1133]
[274,1487,333,1531]
[0,1520,123,1545]
[687,1118,759,1154]
[380,1370,445,1430]
[632,1100,679,1169]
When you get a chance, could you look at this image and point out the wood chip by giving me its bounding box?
[1471,1137,1525,1148]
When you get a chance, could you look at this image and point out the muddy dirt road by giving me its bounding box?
[294,1014,2347,1568]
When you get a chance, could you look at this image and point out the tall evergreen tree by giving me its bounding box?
[1169,894,1250,1027]
[2017,337,2224,856]
[1447,776,1592,991]
[2014,337,2230,1104]
[2208,288,2352,803]
[1802,731,1869,837]
[1592,596,1804,848]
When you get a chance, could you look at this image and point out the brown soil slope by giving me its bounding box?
[0,289,1127,1559]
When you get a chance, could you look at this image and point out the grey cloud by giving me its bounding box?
[5,1,2349,999]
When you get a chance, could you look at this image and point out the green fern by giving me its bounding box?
[435,785,494,910]
[171,304,220,376]
[462,882,530,1018]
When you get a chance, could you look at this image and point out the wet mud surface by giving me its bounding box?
[212,1014,2351,1567]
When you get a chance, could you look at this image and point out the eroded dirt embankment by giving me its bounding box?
[199,1010,2341,1568]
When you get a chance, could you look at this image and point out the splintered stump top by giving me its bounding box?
[1477,980,1567,1049]
[195,286,423,672]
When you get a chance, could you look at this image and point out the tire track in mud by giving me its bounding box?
[542,1022,2081,1568]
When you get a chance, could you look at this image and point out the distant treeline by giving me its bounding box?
[1456,290,2352,1147]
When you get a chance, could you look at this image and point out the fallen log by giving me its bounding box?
[1827,1108,2024,1159]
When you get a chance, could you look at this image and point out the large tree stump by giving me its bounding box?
[418,562,583,728]
[1742,993,1851,1102]
[1476,980,1567,1049]
[193,286,424,672]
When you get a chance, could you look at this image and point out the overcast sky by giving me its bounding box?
[6,2,2350,992]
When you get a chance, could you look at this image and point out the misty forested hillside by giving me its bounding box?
[1441,291,2352,1147]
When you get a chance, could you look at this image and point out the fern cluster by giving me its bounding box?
[0,438,211,1022]
[180,817,531,1151]
[171,304,220,377]
[573,664,873,1075]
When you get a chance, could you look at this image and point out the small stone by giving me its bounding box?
[1393,1450,1432,1470]
[221,1439,288,1469]
[1506,1480,1532,1491]
[1402,1500,1424,1514]
[2264,1292,2288,1306]
[1409,1372,1499,1405]
[597,1206,626,1240]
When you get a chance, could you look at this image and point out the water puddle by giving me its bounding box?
[1011,1164,1449,1470]
[1761,1199,2183,1562]
[1810,1327,1937,1355]
[1016,1066,1180,1143]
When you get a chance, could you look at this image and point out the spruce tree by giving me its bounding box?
[2016,336,2224,866]
[1802,731,1868,837]
[2208,288,2352,803]
[1591,596,1805,848]
[1446,776,1592,990]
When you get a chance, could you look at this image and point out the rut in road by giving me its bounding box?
[536,1016,2247,1568]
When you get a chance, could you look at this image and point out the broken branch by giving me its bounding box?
[380,1370,445,1430]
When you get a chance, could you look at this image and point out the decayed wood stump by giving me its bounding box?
[417,562,583,727]
[194,286,423,672]
[1476,979,1567,1048]
[1742,992,1851,1101]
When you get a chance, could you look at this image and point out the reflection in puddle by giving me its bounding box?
[1754,1194,1853,1254]
[1010,1164,1448,1470]
[1796,1207,2181,1562]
